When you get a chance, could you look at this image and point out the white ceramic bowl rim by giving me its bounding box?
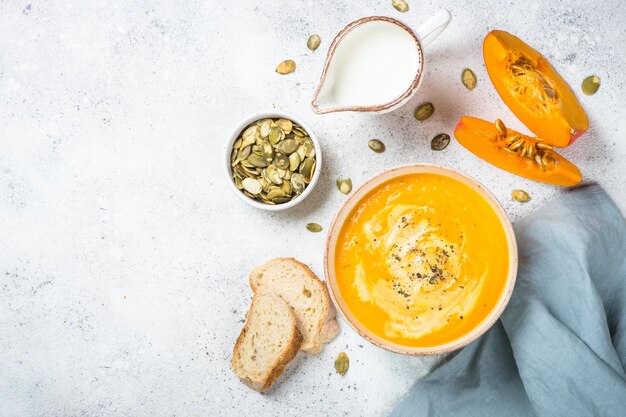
[324,164,518,355]
[224,111,322,211]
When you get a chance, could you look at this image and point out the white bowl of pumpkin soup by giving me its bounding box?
[325,164,517,355]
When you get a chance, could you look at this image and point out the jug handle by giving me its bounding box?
[415,9,451,48]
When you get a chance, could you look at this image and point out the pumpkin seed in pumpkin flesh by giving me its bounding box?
[431,133,450,151]
[337,178,352,195]
[512,189,531,203]
[306,223,322,233]
[368,139,385,153]
[495,119,507,139]
[335,352,349,375]
[582,75,600,95]
[414,102,434,121]
[276,59,296,75]
[392,0,409,13]
[461,68,477,90]
[307,34,321,51]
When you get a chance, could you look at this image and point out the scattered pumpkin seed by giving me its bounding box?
[231,118,316,205]
[336,178,352,195]
[306,223,322,233]
[582,75,600,95]
[512,189,531,203]
[414,102,434,121]
[335,352,349,375]
[391,0,409,13]
[431,133,450,151]
[276,59,296,75]
[368,139,385,153]
[307,34,321,51]
[461,68,477,90]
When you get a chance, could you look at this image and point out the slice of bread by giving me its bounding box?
[231,293,302,392]
[250,258,339,354]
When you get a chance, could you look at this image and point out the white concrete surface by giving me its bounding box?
[1,1,624,416]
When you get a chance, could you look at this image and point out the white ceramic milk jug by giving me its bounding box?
[311,9,451,114]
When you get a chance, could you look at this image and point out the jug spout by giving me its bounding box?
[311,73,339,114]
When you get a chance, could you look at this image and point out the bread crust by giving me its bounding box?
[231,293,303,392]
[249,258,339,353]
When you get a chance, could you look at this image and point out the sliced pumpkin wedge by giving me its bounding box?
[454,116,582,186]
[483,30,588,147]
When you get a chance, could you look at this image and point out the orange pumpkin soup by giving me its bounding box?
[335,173,509,347]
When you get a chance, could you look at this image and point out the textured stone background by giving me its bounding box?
[1,0,624,416]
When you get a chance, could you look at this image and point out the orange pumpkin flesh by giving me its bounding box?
[454,116,582,186]
[483,30,588,147]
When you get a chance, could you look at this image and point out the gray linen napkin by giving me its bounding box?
[390,185,626,417]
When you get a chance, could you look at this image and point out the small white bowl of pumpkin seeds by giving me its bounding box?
[225,112,322,211]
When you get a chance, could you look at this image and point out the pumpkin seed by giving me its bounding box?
[266,165,282,185]
[512,189,531,203]
[261,141,274,162]
[258,120,271,138]
[274,153,289,170]
[291,173,306,194]
[282,180,291,194]
[267,188,287,200]
[495,119,507,139]
[300,157,315,182]
[368,139,385,153]
[391,0,409,13]
[335,352,349,375]
[269,126,284,144]
[461,68,477,90]
[536,143,553,150]
[247,153,269,168]
[337,178,352,195]
[277,139,299,155]
[534,154,544,168]
[276,59,296,75]
[582,75,600,95]
[307,34,321,51]
[509,138,524,150]
[230,118,316,205]
[289,152,301,171]
[306,223,322,233]
[303,139,316,158]
[242,178,262,195]
[431,133,450,151]
[414,102,434,121]
[296,145,306,161]
[276,119,293,133]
